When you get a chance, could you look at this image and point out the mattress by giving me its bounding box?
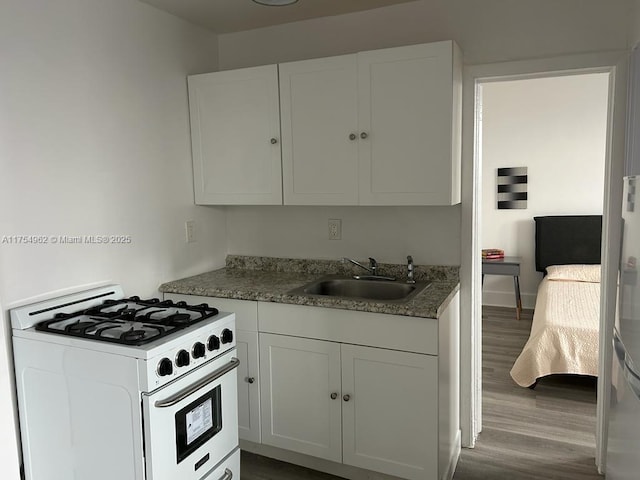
[510,276,600,387]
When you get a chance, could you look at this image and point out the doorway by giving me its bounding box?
[471,72,609,477]
[459,51,628,473]
[479,73,609,314]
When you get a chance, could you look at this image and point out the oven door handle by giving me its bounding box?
[218,468,233,480]
[154,357,240,408]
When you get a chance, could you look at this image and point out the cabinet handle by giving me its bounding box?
[349,133,357,141]
[343,394,351,402]
[246,377,255,384]
[330,392,338,400]
[360,132,368,139]
[270,138,278,144]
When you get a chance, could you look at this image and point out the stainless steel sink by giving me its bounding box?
[289,275,430,302]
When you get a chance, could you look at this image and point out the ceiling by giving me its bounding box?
[138,0,418,34]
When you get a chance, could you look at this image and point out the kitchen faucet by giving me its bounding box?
[343,257,377,275]
[342,257,395,281]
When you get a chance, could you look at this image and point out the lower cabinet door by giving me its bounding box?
[341,345,438,480]
[236,330,261,443]
[259,333,342,462]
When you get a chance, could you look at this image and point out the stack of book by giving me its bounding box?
[482,248,505,260]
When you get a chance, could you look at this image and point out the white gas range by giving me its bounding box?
[10,285,239,480]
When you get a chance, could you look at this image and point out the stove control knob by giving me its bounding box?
[221,329,234,344]
[175,349,190,367]
[192,342,206,359]
[157,358,173,377]
[207,335,220,351]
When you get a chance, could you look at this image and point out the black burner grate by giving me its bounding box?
[34,297,219,346]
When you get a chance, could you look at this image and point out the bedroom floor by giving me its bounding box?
[240,306,600,480]
[452,306,600,480]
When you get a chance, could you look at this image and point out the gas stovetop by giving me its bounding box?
[34,297,219,346]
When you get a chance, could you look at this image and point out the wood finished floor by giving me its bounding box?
[240,306,600,480]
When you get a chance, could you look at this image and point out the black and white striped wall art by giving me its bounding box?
[497,167,528,209]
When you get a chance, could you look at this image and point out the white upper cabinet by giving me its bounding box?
[188,41,461,206]
[358,41,462,206]
[188,65,283,205]
[279,41,462,206]
[279,55,360,205]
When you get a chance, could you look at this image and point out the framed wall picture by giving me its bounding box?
[497,167,528,209]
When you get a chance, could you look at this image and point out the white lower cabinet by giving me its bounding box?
[341,344,438,480]
[259,333,438,480]
[259,334,343,462]
[236,330,261,443]
[164,292,460,480]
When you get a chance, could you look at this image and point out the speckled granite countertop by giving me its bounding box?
[159,255,460,319]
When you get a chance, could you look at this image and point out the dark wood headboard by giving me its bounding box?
[534,215,602,273]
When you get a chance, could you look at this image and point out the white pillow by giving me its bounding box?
[546,264,601,283]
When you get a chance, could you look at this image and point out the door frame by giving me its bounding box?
[460,51,628,472]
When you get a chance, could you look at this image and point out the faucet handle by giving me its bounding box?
[368,257,377,275]
[406,256,416,283]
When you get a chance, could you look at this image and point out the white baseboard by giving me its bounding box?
[240,440,401,480]
[482,290,536,310]
[240,439,456,480]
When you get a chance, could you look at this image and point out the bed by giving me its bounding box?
[509,215,602,388]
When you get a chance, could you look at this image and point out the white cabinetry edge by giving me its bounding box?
[258,301,438,356]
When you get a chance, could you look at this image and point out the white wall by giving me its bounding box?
[216,0,629,268]
[631,0,640,47]
[226,205,461,265]
[0,0,223,476]
[480,74,610,309]
[218,0,629,69]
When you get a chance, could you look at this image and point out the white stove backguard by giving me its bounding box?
[10,284,124,330]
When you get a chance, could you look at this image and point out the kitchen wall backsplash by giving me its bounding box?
[225,255,459,282]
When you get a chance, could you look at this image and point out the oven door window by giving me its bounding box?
[175,386,222,463]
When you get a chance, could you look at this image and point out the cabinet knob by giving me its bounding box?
[343,394,351,402]
[330,392,338,400]
[360,132,368,139]
[270,138,278,145]
[349,133,357,141]
[246,377,255,384]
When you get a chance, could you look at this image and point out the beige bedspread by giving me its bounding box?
[510,277,600,387]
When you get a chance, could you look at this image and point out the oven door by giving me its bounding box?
[142,349,239,480]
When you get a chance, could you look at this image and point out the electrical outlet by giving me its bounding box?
[328,219,342,240]
[185,220,196,243]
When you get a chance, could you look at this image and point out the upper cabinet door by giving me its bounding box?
[188,65,283,205]
[279,55,359,205]
[357,41,462,205]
